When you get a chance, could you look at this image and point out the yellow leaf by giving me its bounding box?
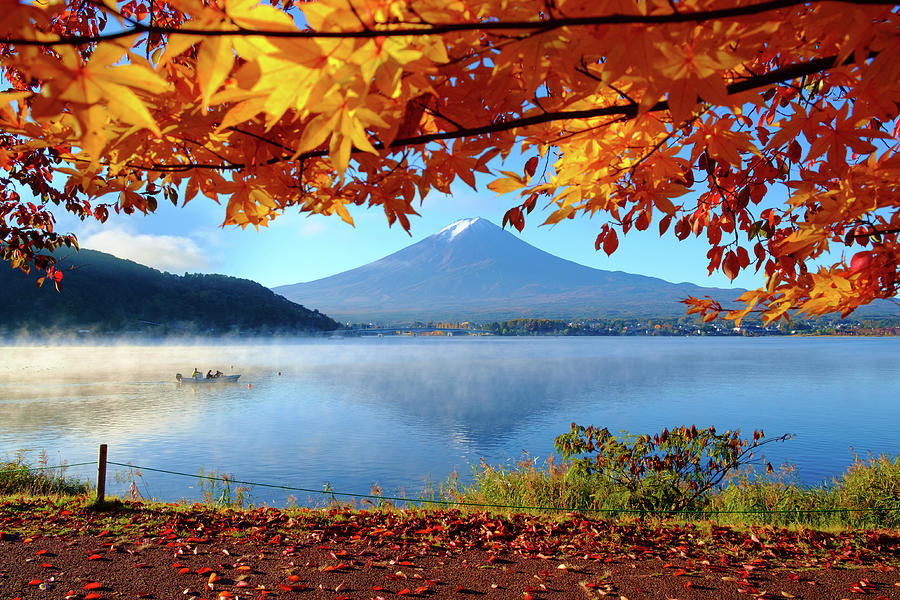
[487,177,526,194]
[292,112,338,159]
[421,39,450,65]
[93,80,161,135]
[354,107,390,130]
[86,39,131,70]
[197,36,234,109]
[73,104,109,162]
[333,201,354,225]
[227,0,296,31]
[346,119,378,155]
[330,131,353,177]
[157,34,202,67]
[497,170,527,183]
[101,63,168,95]
[217,97,267,132]
[255,55,315,124]
[208,86,265,107]
[381,36,423,65]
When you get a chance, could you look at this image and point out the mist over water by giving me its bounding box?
[1,337,898,506]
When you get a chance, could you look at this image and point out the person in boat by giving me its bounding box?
[214,370,223,378]
[206,370,214,379]
[192,367,200,378]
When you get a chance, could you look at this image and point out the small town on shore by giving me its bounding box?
[348,316,900,337]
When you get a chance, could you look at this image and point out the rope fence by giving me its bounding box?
[7,447,897,517]
[99,456,900,517]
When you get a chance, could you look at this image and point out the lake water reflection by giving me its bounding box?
[1,337,897,505]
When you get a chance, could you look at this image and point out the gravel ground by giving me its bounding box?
[1,499,899,600]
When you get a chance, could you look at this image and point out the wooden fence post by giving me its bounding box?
[97,444,107,503]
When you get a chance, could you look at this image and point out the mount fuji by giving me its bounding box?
[273,217,751,322]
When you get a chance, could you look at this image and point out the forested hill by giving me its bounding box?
[0,249,341,337]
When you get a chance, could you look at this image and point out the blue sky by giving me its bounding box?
[50,168,768,293]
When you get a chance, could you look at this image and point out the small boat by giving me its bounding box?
[176,373,241,383]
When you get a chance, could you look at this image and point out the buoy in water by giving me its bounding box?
[248,383,252,389]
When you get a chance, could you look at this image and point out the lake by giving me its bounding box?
[1,336,898,506]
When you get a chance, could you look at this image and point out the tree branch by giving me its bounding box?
[126,51,868,173]
[3,0,895,46]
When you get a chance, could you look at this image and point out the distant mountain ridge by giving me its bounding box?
[274,218,746,322]
[0,249,340,336]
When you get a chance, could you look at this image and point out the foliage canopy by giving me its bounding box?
[1,0,898,321]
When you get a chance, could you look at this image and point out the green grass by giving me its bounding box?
[0,455,90,496]
[711,454,900,529]
[446,452,900,528]
[445,455,626,515]
[4,449,898,530]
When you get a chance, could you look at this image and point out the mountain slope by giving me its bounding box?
[0,249,341,336]
[274,218,751,322]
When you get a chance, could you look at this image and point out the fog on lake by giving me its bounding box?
[1,336,897,505]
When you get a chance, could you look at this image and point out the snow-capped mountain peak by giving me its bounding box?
[437,217,482,240]
[273,216,748,321]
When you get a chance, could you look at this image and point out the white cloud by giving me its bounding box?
[82,226,211,272]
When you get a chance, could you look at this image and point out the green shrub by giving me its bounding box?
[0,455,89,496]
[554,424,791,513]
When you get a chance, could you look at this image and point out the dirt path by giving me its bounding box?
[1,498,898,600]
